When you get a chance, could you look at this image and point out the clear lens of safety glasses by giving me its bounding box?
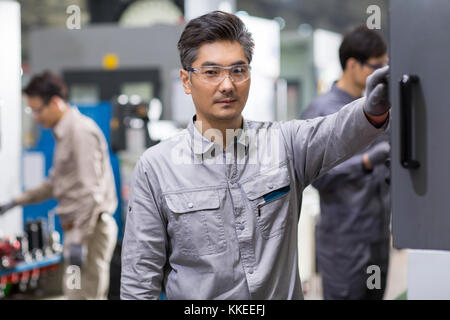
[188,65,251,84]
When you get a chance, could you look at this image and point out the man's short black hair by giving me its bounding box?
[177,11,254,70]
[23,70,68,103]
[339,25,387,70]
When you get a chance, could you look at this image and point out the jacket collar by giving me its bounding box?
[53,107,77,141]
[188,115,249,156]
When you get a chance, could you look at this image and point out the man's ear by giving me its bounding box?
[346,57,360,71]
[50,96,67,111]
[180,69,192,95]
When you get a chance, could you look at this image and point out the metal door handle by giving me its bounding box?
[399,74,420,169]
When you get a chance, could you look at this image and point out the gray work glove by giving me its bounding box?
[0,200,17,216]
[367,141,391,167]
[364,65,391,116]
[67,243,87,268]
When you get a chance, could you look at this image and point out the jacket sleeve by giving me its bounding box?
[14,175,54,206]
[281,97,388,188]
[120,157,168,300]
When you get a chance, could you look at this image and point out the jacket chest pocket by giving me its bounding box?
[165,189,227,257]
[53,148,75,175]
[242,165,292,240]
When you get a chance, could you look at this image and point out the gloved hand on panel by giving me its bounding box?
[364,65,391,116]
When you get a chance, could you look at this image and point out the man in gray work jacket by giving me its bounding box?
[120,11,391,300]
[302,25,390,300]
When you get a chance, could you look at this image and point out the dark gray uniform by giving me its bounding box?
[301,84,391,300]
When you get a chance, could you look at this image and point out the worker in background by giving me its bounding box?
[120,11,390,300]
[301,25,390,300]
[0,71,118,300]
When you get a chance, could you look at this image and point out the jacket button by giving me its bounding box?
[188,202,194,208]
[268,184,274,189]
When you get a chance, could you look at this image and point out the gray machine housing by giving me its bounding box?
[29,24,185,121]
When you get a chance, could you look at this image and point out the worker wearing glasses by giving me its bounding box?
[0,72,118,300]
[120,11,391,300]
[301,25,391,300]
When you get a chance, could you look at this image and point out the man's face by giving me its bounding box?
[180,40,251,124]
[353,54,389,89]
[27,96,58,128]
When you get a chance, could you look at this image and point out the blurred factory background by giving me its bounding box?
[1,0,411,301]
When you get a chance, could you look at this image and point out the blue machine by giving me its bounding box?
[22,102,124,241]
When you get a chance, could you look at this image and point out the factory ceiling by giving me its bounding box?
[19,0,388,61]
